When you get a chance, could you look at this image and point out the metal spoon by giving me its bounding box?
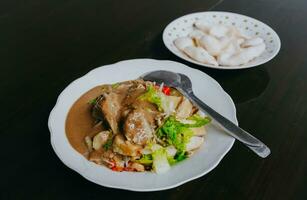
[141,70,270,158]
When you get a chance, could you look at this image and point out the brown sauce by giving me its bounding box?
[65,86,104,155]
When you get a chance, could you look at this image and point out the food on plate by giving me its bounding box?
[66,79,211,173]
[174,20,266,66]
[183,46,218,66]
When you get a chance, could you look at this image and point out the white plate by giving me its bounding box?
[163,11,281,69]
[48,59,237,191]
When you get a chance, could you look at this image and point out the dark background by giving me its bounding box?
[1,0,306,199]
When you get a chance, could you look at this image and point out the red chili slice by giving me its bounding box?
[111,166,124,171]
[162,86,171,95]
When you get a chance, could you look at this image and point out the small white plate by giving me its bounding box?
[48,59,237,191]
[163,11,281,69]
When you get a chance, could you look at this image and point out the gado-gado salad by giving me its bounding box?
[66,79,211,173]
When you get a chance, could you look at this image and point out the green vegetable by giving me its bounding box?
[136,113,211,169]
[167,156,178,165]
[152,148,171,173]
[139,85,163,110]
[156,114,211,162]
[137,154,153,165]
[112,83,120,88]
[167,148,186,165]
[103,138,113,150]
[174,151,186,162]
[186,114,211,127]
[157,116,193,153]
[88,98,97,105]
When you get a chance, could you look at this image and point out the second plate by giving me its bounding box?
[163,11,281,70]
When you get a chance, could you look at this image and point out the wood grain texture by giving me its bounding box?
[0,0,306,199]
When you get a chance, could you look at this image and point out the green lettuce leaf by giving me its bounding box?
[186,114,211,127]
[157,116,193,154]
[137,154,153,165]
[139,85,162,110]
[156,114,211,162]
[152,148,171,173]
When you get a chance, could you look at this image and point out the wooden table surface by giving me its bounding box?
[1,0,306,199]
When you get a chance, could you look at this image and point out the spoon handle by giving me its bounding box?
[180,89,270,158]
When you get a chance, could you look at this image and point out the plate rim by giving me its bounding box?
[162,11,281,70]
[48,58,237,191]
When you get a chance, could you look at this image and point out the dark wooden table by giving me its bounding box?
[1,0,306,199]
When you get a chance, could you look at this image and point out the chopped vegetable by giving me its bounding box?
[88,98,97,105]
[152,148,171,173]
[185,136,205,151]
[166,145,177,157]
[139,85,163,110]
[93,131,110,150]
[112,135,142,157]
[176,97,193,118]
[174,151,187,162]
[157,116,193,153]
[103,138,113,150]
[139,84,182,115]
[186,114,211,127]
[156,114,211,162]
[166,146,179,165]
[190,126,206,136]
[167,156,177,165]
[137,154,153,165]
[112,83,120,88]
[161,96,182,116]
[137,144,179,170]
